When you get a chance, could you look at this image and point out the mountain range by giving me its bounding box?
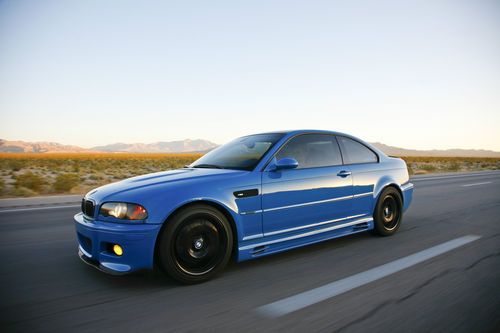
[0,139,218,154]
[369,142,500,158]
[1,138,499,157]
[0,139,88,153]
[90,139,218,153]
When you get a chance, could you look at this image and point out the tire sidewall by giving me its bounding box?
[158,204,233,284]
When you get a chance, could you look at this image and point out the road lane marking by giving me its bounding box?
[412,171,500,182]
[461,181,492,187]
[0,204,80,213]
[257,235,481,317]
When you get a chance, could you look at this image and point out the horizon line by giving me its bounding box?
[1,137,500,154]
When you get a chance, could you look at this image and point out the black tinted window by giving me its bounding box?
[338,136,378,164]
[276,134,342,169]
[191,133,284,170]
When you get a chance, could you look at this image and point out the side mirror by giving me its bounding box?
[275,157,299,170]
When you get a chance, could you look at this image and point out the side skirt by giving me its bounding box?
[236,217,373,262]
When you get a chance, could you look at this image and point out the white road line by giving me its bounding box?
[412,171,500,182]
[257,235,481,317]
[461,182,492,187]
[0,204,80,213]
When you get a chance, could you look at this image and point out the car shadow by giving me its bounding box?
[73,230,375,290]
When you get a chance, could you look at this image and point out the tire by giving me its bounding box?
[157,204,233,284]
[372,187,403,236]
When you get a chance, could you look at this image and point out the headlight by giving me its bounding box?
[99,202,148,220]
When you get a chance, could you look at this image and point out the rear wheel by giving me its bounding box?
[372,187,403,236]
[157,204,233,284]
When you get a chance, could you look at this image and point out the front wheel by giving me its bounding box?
[372,187,403,236]
[157,204,233,284]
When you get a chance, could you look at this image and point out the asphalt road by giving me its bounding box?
[1,171,499,332]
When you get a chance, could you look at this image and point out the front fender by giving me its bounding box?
[158,196,246,242]
[142,173,262,243]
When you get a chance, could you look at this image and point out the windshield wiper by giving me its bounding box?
[191,164,225,169]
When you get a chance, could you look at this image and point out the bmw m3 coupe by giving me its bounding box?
[75,130,413,283]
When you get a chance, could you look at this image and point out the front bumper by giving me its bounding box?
[74,213,161,274]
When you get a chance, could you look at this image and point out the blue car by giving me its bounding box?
[75,130,413,283]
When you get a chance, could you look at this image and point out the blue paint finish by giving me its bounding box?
[261,165,353,235]
[401,183,414,212]
[74,130,413,274]
[75,212,161,272]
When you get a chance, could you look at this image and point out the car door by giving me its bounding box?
[337,136,380,217]
[261,134,354,236]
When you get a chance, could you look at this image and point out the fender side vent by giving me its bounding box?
[234,189,259,198]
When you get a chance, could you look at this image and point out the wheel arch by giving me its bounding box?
[153,199,240,267]
[373,177,405,206]
[378,184,404,203]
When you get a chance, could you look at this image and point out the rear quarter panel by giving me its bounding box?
[350,156,410,216]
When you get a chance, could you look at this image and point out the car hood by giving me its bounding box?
[85,168,248,203]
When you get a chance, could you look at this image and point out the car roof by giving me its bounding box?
[248,129,352,137]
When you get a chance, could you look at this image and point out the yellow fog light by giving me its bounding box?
[113,244,123,256]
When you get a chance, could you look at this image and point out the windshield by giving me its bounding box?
[190,133,284,171]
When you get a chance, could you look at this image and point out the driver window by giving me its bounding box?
[276,134,342,169]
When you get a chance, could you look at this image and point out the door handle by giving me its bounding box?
[337,170,352,177]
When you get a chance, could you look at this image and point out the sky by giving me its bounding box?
[1,0,499,150]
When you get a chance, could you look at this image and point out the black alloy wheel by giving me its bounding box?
[158,204,233,284]
[173,217,227,276]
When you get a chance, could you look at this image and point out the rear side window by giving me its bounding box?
[276,134,342,169]
[338,136,378,164]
